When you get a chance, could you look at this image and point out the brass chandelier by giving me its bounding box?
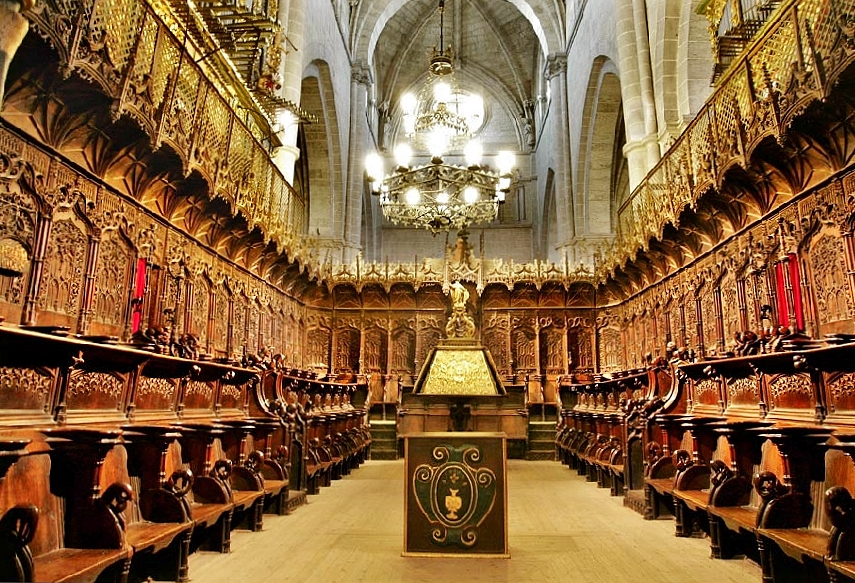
[365,0,515,234]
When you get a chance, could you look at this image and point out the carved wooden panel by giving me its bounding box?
[183,379,214,410]
[135,376,177,411]
[91,233,133,334]
[389,284,417,309]
[362,326,387,373]
[66,370,125,411]
[212,285,230,357]
[391,325,416,374]
[511,326,536,373]
[569,325,593,372]
[220,382,245,412]
[38,219,88,326]
[765,372,814,413]
[720,270,740,351]
[701,286,718,356]
[0,366,53,411]
[416,317,442,372]
[335,327,361,372]
[599,327,622,373]
[482,315,510,375]
[247,301,260,355]
[725,375,761,411]
[189,277,211,350]
[685,294,699,354]
[691,378,722,412]
[539,326,564,375]
[825,371,855,414]
[0,174,36,318]
[232,295,247,360]
[809,232,855,332]
[307,327,331,369]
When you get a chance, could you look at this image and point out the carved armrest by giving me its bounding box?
[0,505,38,582]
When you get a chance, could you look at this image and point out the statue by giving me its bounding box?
[445,281,476,339]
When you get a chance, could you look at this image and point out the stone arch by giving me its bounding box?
[301,60,344,242]
[578,57,624,236]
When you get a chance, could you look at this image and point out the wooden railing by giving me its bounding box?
[597,0,855,282]
[25,0,306,250]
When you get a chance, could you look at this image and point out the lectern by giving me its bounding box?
[403,432,508,558]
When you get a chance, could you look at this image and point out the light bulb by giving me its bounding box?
[463,186,479,204]
[464,140,483,167]
[427,130,449,159]
[401,93,417,113]
[365,153,383,182]
[393,143,412,168]
[436,191,449,204]
[496,151,516,175]
[434,82,452,102]
[405,187,421,205]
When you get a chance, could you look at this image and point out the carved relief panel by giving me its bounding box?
[539,325,565,375]
[700,284,718,357]
[825,371,855,416]
[391,323,416,375]
[361,325,387,374]
[598,327,622,373]
[0,174,36,318]
[38,218,88,328]
[511,325,536,374]
[416,317,443,373]
[189,275,211,351]
[720,270,741,352]
[568,325,593,372]
[764,372,815,419]
[246,300,260,356]
[184,379,214,411]
[0,366,54,412]
[808,231,855,334]
[232,293,247,360]
[135,376,178,411]
[66,370,126,411]
[90,232,133,335]
[482,314,510,375]
[212,284,230,358]
[306,327,331,370]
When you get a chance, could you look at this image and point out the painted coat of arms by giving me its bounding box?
[412,444,497,548]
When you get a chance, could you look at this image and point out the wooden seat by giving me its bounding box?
[33,548,131,583]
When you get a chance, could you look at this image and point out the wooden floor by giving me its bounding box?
[187,460,761,583]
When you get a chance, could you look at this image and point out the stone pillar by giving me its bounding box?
[615,0,651,190]
[631,0,661,169]
[343,61,372,263]
[0,1,31,109]
[546,53,575,257]
[275,0,305,183]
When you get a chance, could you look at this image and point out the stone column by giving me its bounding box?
[631,0,661,169]
[275,0,305,183]
[546,53,575,259]
[615,0,651,190]
[0,1,31,109]
[343,61,372,263]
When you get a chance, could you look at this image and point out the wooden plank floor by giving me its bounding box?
[187,460,761,583]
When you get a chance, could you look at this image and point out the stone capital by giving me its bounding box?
[545,53,567,79]
[351,61,373,86]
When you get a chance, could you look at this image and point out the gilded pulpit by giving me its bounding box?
[400,281,526,449]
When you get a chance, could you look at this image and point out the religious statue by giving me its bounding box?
[445,281,476,339]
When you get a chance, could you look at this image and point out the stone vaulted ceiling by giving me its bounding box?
[351,0,560,150]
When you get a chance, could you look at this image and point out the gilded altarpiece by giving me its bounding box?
[38,218,88,330]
